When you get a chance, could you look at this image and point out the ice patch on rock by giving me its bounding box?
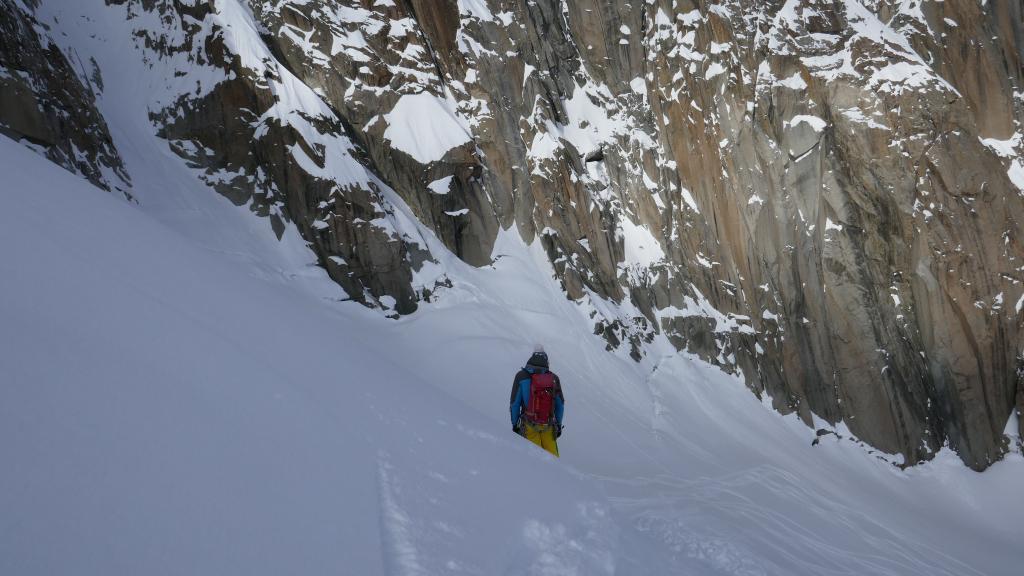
[776,72,807,90]
[427,175,453,195]
[787,115,827,132]
[619,218,665,268]
[629,77,647,96]
[384,93,473,164]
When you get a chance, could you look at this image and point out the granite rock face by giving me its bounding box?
[5,0,1023,470]
[0,0,128,194]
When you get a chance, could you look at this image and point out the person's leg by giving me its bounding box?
[539,425,559,458]
[523,422,545,449]
[524,424,559,456]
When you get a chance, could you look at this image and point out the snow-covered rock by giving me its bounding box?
[4,0,1024,471]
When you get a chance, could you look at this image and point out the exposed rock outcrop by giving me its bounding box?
[109,0,440,313]
[0,0,128,194]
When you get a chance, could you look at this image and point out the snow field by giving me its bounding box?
[0,138,619,575]
[4,133,1021,574]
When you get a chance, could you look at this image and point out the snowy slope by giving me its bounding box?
[2,134,1023,575]
[0,137,625,575]
[2,0,1024,573]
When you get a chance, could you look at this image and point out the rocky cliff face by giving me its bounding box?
[4,0,1023,470]
[0,0,128,194]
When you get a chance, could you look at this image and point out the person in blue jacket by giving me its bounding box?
[510,346,564,456]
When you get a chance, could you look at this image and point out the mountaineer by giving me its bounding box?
[510,346,564,457]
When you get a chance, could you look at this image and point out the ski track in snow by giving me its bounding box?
[377,453,426,576]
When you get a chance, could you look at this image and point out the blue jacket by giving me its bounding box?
[510,366,564,426]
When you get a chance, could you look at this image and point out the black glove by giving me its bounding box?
[555,423,563,438]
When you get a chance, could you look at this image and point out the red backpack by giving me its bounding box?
[525,372,556,424]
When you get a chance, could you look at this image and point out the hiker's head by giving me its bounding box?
[527,345,549,369]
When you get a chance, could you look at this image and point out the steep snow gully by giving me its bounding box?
[2,1,1024,575]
